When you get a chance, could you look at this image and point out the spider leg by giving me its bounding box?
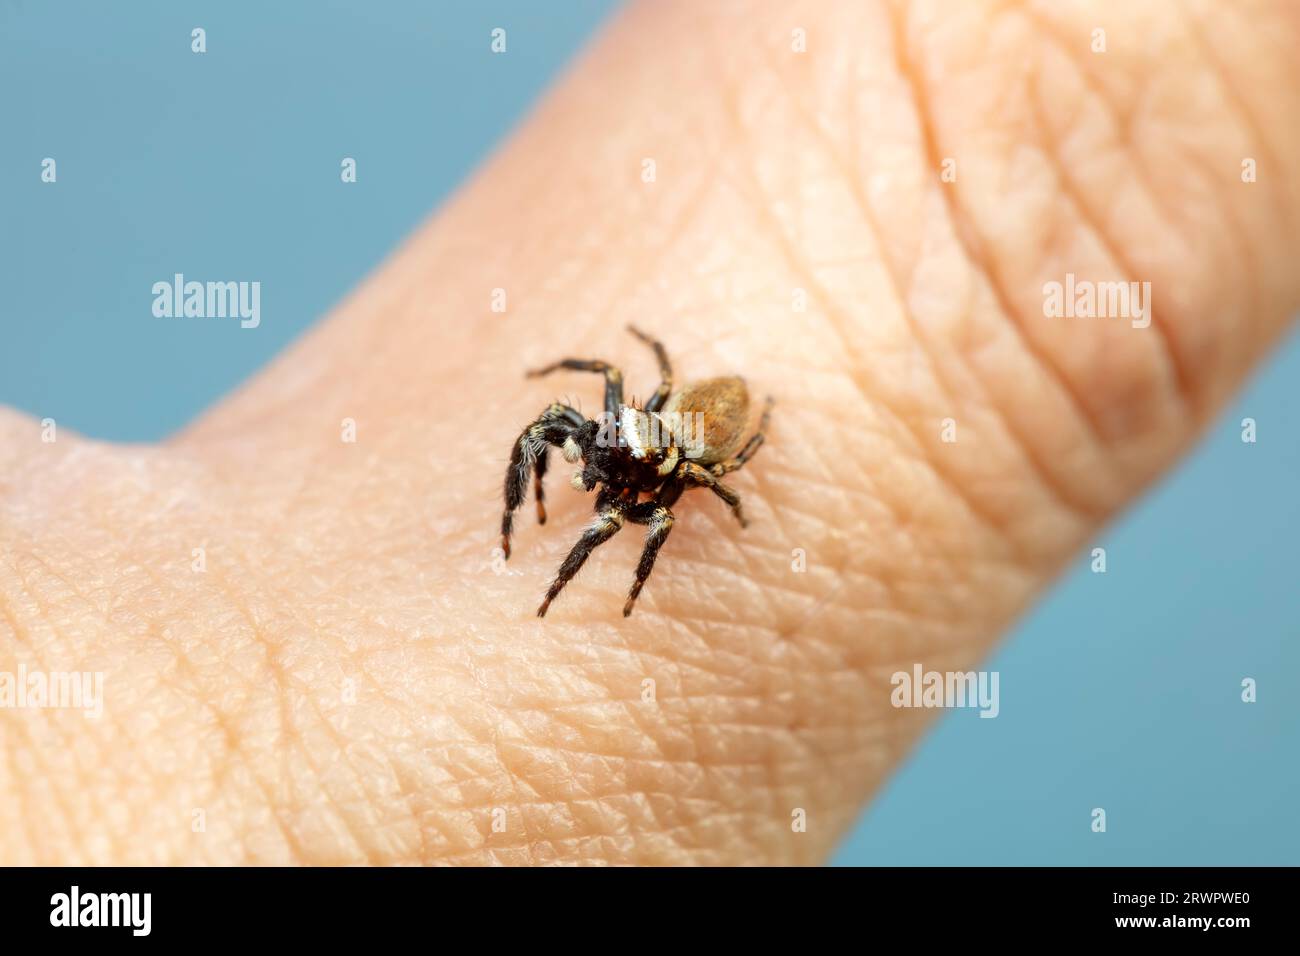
[526,358,624,419]
[679,461,748,527]
[622,499,676,617]
[501,403,584,559]
[537,506,626,617]
[626,325,673,413]
[710,396,774,476]
[533,444,550,525]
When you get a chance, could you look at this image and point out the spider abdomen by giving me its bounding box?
[663,376,749,465]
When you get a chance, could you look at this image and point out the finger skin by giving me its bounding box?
[0,0,1297,864]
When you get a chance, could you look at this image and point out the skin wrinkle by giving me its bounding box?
[1021,11,1195,418]
[0,552,97,863]
[1023,70,1194,421]
[1168,145,1265,411]
[754,33,1040,522]
[376,717,440,866]
[482,766,592,859]
[79,460,339,863]
[761,446,901,539]
[0,557,35,654]
[1180,3,1283,189]
[1017,2,1183,235]
[287,629,437,862]
[480,616,800,863]
[778,174,1088,550]
[1150,34,1278,401]
[485,727,543,866]
[333,669,463,861]
[751,35,967,426]
[549,782,753,864]
[140,539,311,864]
[741,51,1043,570]
[148,620,301,864]
[11,700,92,866]
[1043,3,1294,426]
[404,751,473,858]
[125,621,227,868]
[15,549,86,634]
[218,482,451,862]
[278,685,378,865]
[714,133,1018,573]
[885,0,1132,499]
[478,724,582,846]
[1024,15,1196,403]
[762,19,1113,533]
[488,718,567,830]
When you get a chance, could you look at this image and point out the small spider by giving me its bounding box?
[500,325,773,618]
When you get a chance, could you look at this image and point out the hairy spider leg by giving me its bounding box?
[622,500,676,617]
[501,403,585,559]
[710,396,774,477]
[536,504,627,617]
[533,443,550,525]
[679,461,747,527]
[526,358,624,419]
[626,325,673,413]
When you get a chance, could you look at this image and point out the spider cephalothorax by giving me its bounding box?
[500,326,772,618]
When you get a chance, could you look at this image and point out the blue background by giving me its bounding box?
[2,1,1295,865]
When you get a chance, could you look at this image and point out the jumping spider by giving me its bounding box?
[500,326,773,618]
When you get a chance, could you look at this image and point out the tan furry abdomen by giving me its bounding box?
[663,376,749,465]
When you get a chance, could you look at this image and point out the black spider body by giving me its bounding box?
[500,326,772,617]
